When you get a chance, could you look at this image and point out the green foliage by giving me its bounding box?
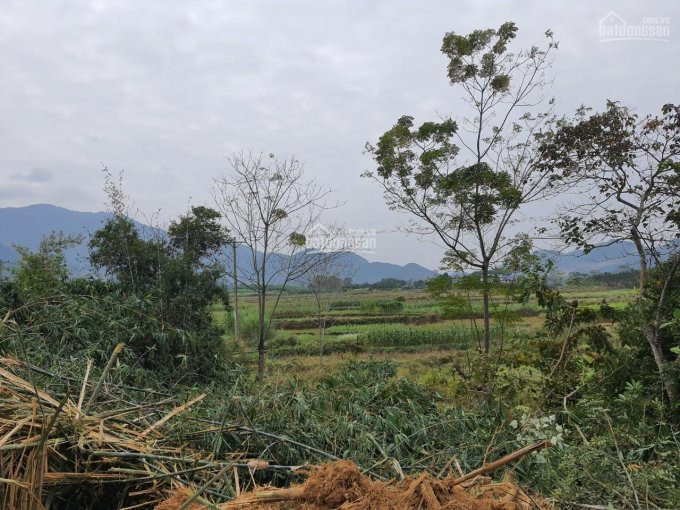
[369,114,458,185]
[204,360,522,477]
[168,205,228,258]
[0,292,226,383]
[13,232,82,300]
[89,216,161,294]
[441,22,518,88]
[356,323,500,348]
[539,103,680,254]
[567,269,640,289]
[496,365,547,411]
[370,278,411,290]
[358,299,405,315]
[2,207,230,383]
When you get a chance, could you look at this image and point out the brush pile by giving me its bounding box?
[0,349,252,509]
[159,460,551,509]
[0,350,551,509]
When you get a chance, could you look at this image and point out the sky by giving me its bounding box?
[0,0,678,268]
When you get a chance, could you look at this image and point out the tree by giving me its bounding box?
[538,101,680,408]
[212,151,338,380]
[304,267,346,362]
[13,232,83,301]
[89,204,229,379]
[365,22,558,353]
[162,206,229,330]
[89,216,164,295]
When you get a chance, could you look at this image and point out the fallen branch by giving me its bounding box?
[450,440,551,486]
[83,342,124,412]
[140,393,205,438]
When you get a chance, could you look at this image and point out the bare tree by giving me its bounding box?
[365,23,559,353]
[302,245,354,363]
[212,151,338,380]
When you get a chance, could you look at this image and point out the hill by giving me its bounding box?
[0,204,649,282]
[538,243,640,274]
[0,204,437,284]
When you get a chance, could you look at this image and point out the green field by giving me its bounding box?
[212,286,634,390]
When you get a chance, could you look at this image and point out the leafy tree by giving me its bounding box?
[539,102,680,288]
[88,206,229,379]
[89,216,164,294]
[168,206,227,260]
[366,22,559,353]
[538,102,680,408]
[13,232,82,301]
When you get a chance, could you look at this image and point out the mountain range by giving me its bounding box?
[0,204,437,284]
[0,204,643,281]
[537,244,639,275]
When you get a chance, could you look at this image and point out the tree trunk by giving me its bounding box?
[481,264,491,354]
[641,324,680,408]
[630,228,648,288]
[257,290,266,382]
[319,317,325,365]
[232,241,239,343]
[629,230,680,409]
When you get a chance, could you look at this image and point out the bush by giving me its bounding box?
[0,292,227,384]
[1,207,230,384]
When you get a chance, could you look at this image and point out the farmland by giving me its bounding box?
[213,286,635,388]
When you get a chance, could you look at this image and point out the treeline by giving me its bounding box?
[565,268,640,289]
[301,276,426,291]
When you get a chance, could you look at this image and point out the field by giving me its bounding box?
[213,286,635,391]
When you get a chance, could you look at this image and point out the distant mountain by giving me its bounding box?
[538,242,641,274]
[333,253,437,284]
[1,204,648,282]
[0,204,437,284]
[0,204,152,275]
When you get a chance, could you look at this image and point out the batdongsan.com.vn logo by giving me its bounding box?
[599,11,670,42]
[305,223,376,254]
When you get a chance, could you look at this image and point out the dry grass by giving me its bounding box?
[158,459,552,510]
[0,354,244,509]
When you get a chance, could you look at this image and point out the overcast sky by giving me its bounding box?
[0,0,678,268]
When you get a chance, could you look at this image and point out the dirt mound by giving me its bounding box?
[157,460,550,509]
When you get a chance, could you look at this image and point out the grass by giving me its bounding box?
[213,286,633,391]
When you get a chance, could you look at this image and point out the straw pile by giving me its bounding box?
[0,350,249,509]
[1,350,551,510]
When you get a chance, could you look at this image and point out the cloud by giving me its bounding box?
[12,167,52,182]
[0,0,678,267]
[0,185,37,200]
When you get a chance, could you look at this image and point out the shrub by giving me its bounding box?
[359,299,405,314]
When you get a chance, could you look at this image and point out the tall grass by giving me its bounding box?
[223,306,276,343]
